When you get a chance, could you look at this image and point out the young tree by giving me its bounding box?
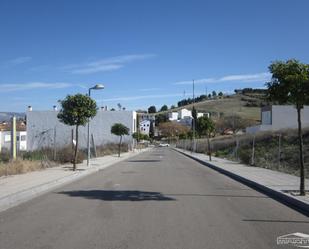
[266,59,309,195]
[148,106,157,113]
[58,94,97,171]
[111,123,130,157]
[196,116,215,161]
[149,121,155,139]
[191,107,198,132]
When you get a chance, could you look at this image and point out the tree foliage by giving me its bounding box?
[58,94,97,170]
[58,94,97,127]
[148,106,157,113]
[196,116,215,161]
[160,105,168,112]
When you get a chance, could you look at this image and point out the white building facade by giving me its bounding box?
[246,105,309,134]
[0,131,27,152]
[27,110,137,151]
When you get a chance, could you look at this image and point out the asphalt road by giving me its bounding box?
[0,148,308,249]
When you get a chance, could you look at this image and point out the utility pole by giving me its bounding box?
[10,116,16,160]
[192,79,196,152]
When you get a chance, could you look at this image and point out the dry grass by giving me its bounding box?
[96,143,129,157]
[0,160,44,177]
[177,127,309,177]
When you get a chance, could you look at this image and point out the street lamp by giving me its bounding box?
[87,84,104,166]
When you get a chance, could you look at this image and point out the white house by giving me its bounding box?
[168,112,178,121]
[246,105,309,134]
[27,110,137,151]
[139,120,151,135]
[0,131,27,152]
[178,109,192,119]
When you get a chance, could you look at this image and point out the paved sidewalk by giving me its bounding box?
[175,148,309,214]
[0,149,149,212]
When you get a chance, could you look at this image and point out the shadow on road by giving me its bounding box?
[58,190,175,201]
[126,160,161,163]
[167,193,269,198]
[243,219,309,224]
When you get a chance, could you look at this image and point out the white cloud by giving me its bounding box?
[101,93,184,102]
[174,72,271,85]
[0,82,72,92]
[64,54,156,74]
[8,56,32,66]
[139,87,161,92]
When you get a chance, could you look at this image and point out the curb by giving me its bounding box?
[175,148,309,216]
[0,149,150,213]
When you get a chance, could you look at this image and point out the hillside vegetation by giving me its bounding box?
[158,92,269,121]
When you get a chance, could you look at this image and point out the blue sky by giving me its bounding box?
[1,0,309,112]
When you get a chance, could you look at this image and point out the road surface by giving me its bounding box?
[0,148,308,249]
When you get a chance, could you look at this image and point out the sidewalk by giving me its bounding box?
[0,148,149,212]
[175,148,309,214]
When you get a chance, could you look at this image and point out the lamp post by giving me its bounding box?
[87,84,104,166]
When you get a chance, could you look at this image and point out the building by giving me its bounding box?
[178,109,192,119]
[139,120,151,135]
[0,131,27,152]
[168,112,178,121]
[27,110,137,151]
[246,105,309,134]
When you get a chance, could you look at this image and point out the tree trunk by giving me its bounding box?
[207,134,212,161]
[73,125,79,171]
[118,136,122,157]
[297,107,305,196]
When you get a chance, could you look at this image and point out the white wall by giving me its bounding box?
[0,131,27,152]
[27,110,136,151]
[247,105,309,134]
[168,112,178,121]
[139,120,150,135]
[271,105,309,129]
[178,109,192,119]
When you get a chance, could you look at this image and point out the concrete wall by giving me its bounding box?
[271,105,309,129]
[27,110,136,151]
[246,105,309,134]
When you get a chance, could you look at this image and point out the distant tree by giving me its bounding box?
[111,123,130,157]
[148,106,157,113]
[170,105,176,109]
[58,94,97,170]
[155,113,168,126]
[122,107,126,111]
[266,59,309,195]
[218,92,223,97]
[212,91,217,97]
[117,103,122,111]
[196,116,215,161]
[110,108,116,111]
[191,106,198,137]
[132,132,149,142]
[149,121,155,139]
[160,105,168,112]
[208,94,212,98]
